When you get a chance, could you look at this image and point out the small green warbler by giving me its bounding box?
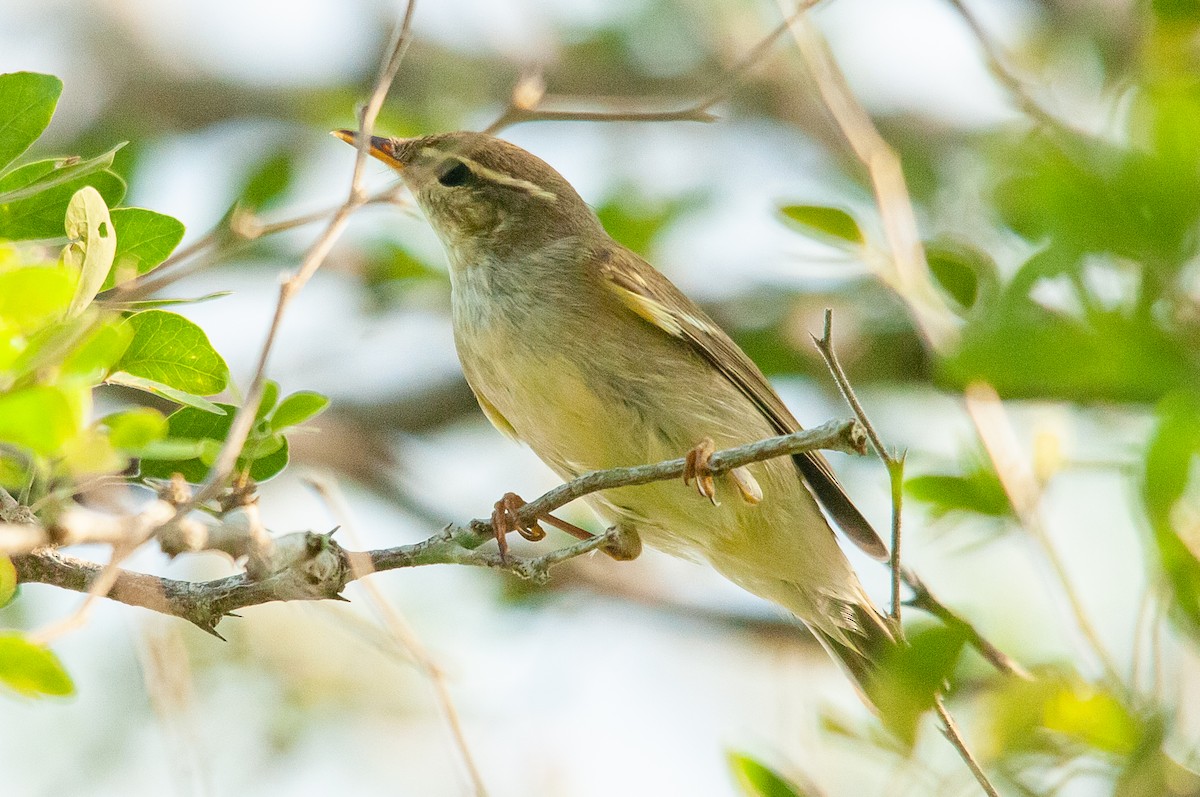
[335,129,894,689]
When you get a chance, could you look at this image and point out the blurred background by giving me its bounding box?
[2,0,1199,794]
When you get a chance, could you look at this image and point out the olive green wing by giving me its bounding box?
[598,246,888,561]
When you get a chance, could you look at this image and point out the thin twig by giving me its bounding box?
[942,0,1066,130]
[187,1,419,509]
[902,566,1031,680]
[482,0,821,135]
[964,382,1123,688]
[810,310,904,627]
[107,189,408,302]
[934,695,1001,797]
[306,476,488,797]
[780,4,957,352]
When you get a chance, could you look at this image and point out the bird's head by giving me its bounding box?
[333,130,604,266]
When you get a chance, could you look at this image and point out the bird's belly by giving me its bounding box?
[458,328,810,558]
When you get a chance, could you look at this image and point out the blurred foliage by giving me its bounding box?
[2,0,1200,793]
[0,71,327,698]
[728,751,820,797]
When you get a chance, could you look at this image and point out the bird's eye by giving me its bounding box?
[436,160,471,187]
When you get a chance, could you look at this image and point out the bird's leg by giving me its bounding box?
[683,437,718,505]
[490,493,641,561]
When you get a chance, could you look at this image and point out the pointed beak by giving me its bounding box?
[331,129,406,169]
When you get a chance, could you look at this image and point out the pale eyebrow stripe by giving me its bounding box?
[419,147,557,202]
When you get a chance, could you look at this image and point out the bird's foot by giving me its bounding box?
[682,439,762,506]
[491,492,545,560]
[683,437,718,505]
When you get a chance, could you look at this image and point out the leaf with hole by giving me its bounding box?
[63,186,117,316]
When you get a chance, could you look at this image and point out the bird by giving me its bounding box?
[334,128,895,694]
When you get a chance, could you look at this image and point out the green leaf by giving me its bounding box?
[238,150,295,209]
[728,752,814,797]
[0,633,74,697]
[1143,391,1200,636]
[105,371,226,414]
[942,293,1199,403]
[874,624,968,747]
[256,380,279,422]
[988,673,1142,759]
[135,438,208,460]
[270,390,329,430]
[138,403,290,483]
[0,143,124,206]
[0,555,16,608]
[103,208,186,290]
[102,408,168,451]
[63,186,116,316]
[0,264,75,333]
[907,469,1012,519]
[779,205,864,245]
[245,436,289,481]
[57,427,125,477]
[924,241,997,311]
[99,291,231,311]
[59,318,133,382]
[0,386,78,455]
[0,72,62,172]
[114,310,229,395]
[0,157,125,240]
[994,131,1200,269]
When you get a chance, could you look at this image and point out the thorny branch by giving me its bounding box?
[811,309,907,629]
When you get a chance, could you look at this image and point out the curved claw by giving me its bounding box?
[683,437,718,505]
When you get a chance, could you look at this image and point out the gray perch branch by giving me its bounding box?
[14,420,867,636]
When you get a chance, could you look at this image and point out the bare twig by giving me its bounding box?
[307,476,488,797]
[902,566,1031,680]
[780,4,957,352]
[187,1,419,509]
[943,0,1065,130]
[964,382,1123,688]
[13,420,867,630]
[482,0,821,135]
[934,695,1001,797]
[811,310,905,627]
[106,188,408,302]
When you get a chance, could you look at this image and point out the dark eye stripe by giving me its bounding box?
[437,160,471,187]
